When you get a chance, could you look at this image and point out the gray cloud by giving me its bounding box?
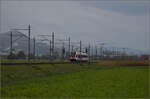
[0,0,149,51]
[80,0,149,16]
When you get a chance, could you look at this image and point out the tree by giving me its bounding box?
[16,51,26,59]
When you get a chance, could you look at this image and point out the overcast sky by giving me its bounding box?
[0,0,149,51]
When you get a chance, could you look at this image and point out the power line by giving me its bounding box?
[11,24,31,62]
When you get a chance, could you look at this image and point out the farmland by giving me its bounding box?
[1,61,149,98]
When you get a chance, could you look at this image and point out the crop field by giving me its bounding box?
[1,62,149,98]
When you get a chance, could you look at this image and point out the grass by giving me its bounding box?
[1,62,149,98]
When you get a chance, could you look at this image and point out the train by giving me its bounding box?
[70,52,89,62]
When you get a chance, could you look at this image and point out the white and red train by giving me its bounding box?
[70,52,89,62]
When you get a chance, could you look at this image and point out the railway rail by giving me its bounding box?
[0,62,96,66]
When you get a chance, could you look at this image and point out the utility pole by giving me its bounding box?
[95,45,97,60]
[92,45,93,61]
[68,37,70,57]
[33,37,36,59]
[80,40,82,61]
[50,40,52,59]
[88,43,90,64]
[10,31,13,55]
[116,47,119,60]
[37,47,39,58]
[100,46,103,60]
[28,24,31,62]
[80,40,82,53]
[62,42,65,59]
[52,32,54,59]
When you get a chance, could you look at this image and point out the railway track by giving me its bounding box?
[1,62,96,65]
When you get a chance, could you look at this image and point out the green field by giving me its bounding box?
[1,63,149,98]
